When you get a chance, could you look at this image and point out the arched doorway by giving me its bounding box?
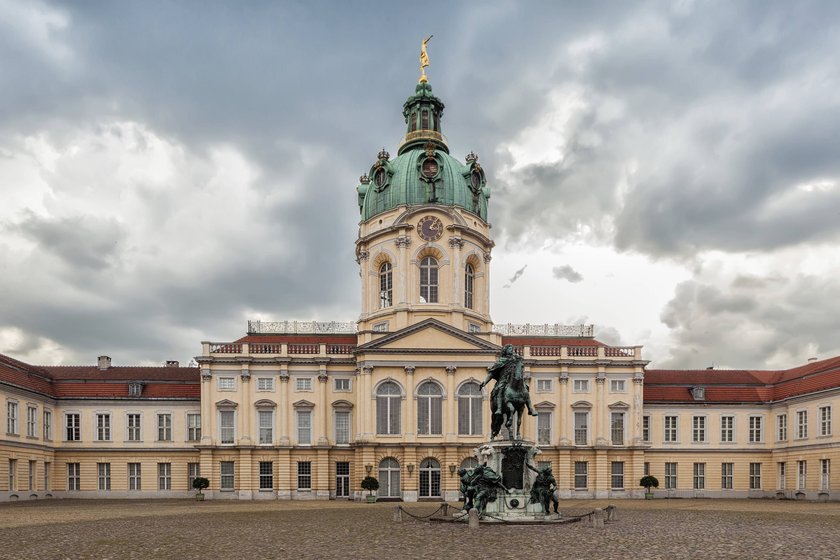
[378,457,401,499]
[419,458,441,499]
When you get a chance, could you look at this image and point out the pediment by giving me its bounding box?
[215,399,238,408]
[534,400,556,409]
[571,400,592,409]
[331,399,354,409]
[357,318,501,354]
[292,399,315,408]
[254,399,276,408]
[608,400,630,409]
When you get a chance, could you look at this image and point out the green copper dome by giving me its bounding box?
[357,82,491,222]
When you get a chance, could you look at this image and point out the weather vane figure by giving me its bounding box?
[419,35,433,83]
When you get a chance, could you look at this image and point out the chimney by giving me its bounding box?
[97,355,112,370]
[165,360,179,368]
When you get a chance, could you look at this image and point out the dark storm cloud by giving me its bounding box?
[552,265,583,283]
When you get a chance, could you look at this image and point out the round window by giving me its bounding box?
[422,158,439,178]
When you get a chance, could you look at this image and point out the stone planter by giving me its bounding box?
[645,492,654,500]
[195,493,205,501]
[366,495,376,504]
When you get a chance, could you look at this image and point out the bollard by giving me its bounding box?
[589,508,604,528]
[468,507,480,529]
[605,505,617,522]
[393,506,402,522]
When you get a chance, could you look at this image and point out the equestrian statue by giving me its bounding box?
[480,344,537,439]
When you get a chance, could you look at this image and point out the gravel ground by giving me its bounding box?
[1,498,839,559]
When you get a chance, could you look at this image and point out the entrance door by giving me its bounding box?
[336,462,350,498]
[419,458,441,499]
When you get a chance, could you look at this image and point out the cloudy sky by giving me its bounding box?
[2,0,839,369]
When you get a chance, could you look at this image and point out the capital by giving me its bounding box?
[362,366,374,375]
[448,236,464,248]
[445,365,457,375]
[200,368,212,381]
[483,252,492,263]
[404,366,415,375]
[395,236,411,249]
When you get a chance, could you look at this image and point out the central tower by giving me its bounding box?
[355,76,494,341]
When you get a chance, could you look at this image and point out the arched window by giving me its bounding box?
[464,263,475,309]
[419,458,441,498]
[379,262,392,308]
[457,382,482,436]
[378,457,401,498]
[376,382,401,435]
[420,257,438,303]
[460,457,479,471]
[417,381,442,435]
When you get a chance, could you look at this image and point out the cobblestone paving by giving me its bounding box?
[1,499,839,559]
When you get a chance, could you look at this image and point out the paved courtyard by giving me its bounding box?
[1,498,839,559]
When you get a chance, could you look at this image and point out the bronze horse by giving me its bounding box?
[483,345,537,439]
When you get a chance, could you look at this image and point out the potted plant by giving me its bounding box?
[193,476,210,501]
[640,475,659,500]
[361,475,379,503]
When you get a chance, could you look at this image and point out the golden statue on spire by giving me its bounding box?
[419,35,433,83]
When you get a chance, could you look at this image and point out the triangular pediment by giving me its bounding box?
[292,399,315,408]
[215,399,238,408]
[608,400,630,409]
[356,319,501,354]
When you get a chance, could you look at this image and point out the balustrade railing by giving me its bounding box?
[288,344,319,355]
[209,343,241,353]
[327,344,355,354]
[567,346,598,357]
[250,343,282,354]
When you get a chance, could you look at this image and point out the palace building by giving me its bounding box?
[2,76,839,502]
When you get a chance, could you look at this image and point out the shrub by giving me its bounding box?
[192,476,210,494]
[640,475,660,492]
[360,476,379,496]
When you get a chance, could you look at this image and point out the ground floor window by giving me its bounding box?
[798,461,807,490]
[220,461,235,491]
[419,458,441,498]
[664,462,677,489]
[722,463,733,490]
[821,459,830,491]
[749,463,761,490]
[44,462,50,491]
[67,463,80,491]
[574,461,588,490]
[188,463,200,491]
[28,461,35,491]
[128,463,141,491]
[778,462,786,490]
[378,458,400,498]
[610,461,624,490]
[297,462,312,490]
[98,463,111,491]
[259,461,273,491]
[693,463,705,490]
[158,463,171,491]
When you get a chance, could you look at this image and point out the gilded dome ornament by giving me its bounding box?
[419,35,433,83]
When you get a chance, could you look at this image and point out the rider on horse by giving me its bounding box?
[480,344,537,438]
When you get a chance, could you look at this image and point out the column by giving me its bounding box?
[239,364,252,445]
[404,366,416,443]
[200,367,213,445]
[449,236,463,306]
[445,366,457,442]
[632,369,645,445]
[595,368,606,446]
[317,368,329,446]
[360,366,374,440]
[278,365,290,446]
[357,251,369,315]
[396,236,411,305]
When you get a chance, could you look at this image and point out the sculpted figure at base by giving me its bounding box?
[459,464,507,518]
[480,344,537,439]
[527,462,559,514]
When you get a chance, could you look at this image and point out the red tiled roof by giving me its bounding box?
[501,337,604,346]
[41,365,200,381]
[0,355,55,397]
[53,381,199,399]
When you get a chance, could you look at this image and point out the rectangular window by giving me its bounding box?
[98,463,111,491]
[574,461,588,489]
[297,410,311,445]
[797,410,808,439]
[128,463,141,490]
[28,461,35,491]
[187,413,201,441]
[642,415,650,442]
[749,463,761,489]
[127,413,141,441]
[610,379,625,392]
[26,406,37,438]
[536,379,552,392]
[643,462,651,476]
[297,461,312,490]
[574,411,588,445]
[692,416,706,443]
[778,462,786,490]
[664,462,677,489]
[334,378,351,392]
[258,410,273,444]
[43,410,52,440]
[693,463,705,490]
[256,377,275,391]
[749,416,763,443]
[44,462,50,491]
[220,461,234,491]
[819,406,831,436]
[188,463,200,491]
[96,413,111,441]
[218,377,235,391]
[611,461,624,490]
[220,410,235,444]
[335,410,350,444]
[157,413,172,441]
[158,463,171,490]
[798,460,807,489]
[610,412,625,445]
[573,379,589,393]
[8,459,16,491]
[664,416,678,442]
[468,323,481,333]
[65,413,80,441]
[372,322,389,333]
[821,459,830,491]
[777,414,788,441]
[720,415,734,442]
[296,378,313,391]
[67,463,80,491]
[537,411,551,445]
[6,401,18,435]
[721,463,733,489]
[259,461,274,490]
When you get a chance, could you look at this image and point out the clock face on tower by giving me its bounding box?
[417,215,444,241]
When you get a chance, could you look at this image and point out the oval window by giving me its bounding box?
[422,158,439,178]
[374,168,387,187]
[470,170,481,191]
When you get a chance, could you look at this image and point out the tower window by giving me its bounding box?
[464,263,474,309]
[379,262,393,308]
[421,109,429,130]
[420,256,438,303]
